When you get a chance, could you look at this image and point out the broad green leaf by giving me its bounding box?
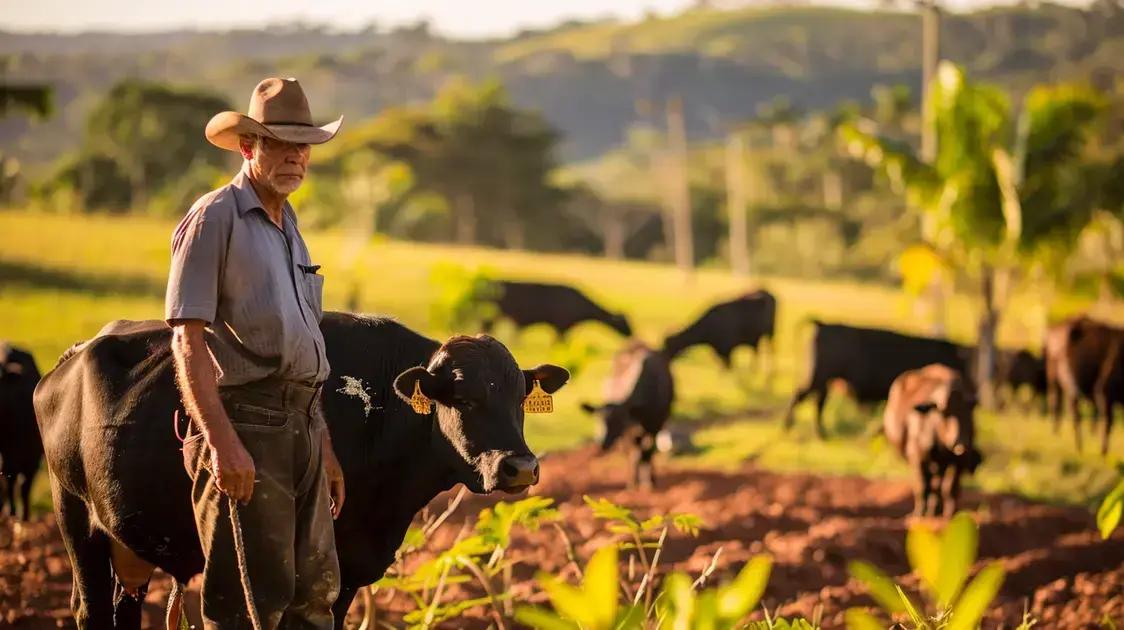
[717,554,772,620]
[613,604,645,630]
[515,605,581,630]
[1096,479,1124,540]
[657,572,695,630]
[541,576,594,627]
[848,560,905,614]
[947,563,1005,630]
[937,512,979,607]
[692,589,719,630]
[906,522,942,598]
[896,585,926,628]
[844,608,886,630]
[584,544,620,628]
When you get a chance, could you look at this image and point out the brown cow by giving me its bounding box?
[884,364,982,517]
[1045,316,1123,454]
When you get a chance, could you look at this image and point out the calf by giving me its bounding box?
[784,321,973,438]
[484,280,632,339]
[884,364,982,517]
[662,289,776,371]
[1045,316,1123,454]
[34,314,568,629]
[0,343,42,521]
[581,341,674,489]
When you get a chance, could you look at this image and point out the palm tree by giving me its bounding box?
[843,63,1104,407]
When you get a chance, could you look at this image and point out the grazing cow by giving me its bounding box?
[884,364,982,517]
[0,343,42,521]
[1045,316,1123,453]
[581,341,674,489]
[784,322,973,438]
[483,280,632,339]
[34,313,568,629]
[662,290,776,371]
[994,348,1047,412]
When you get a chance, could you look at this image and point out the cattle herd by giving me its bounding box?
[0,280,1120,628]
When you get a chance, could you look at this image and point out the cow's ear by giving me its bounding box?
[913,401,938,415]
[393,366,439,405]
[524,364,570,395]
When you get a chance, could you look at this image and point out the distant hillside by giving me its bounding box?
[3,2,1123,168]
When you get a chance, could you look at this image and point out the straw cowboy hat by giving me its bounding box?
[205,77,343,151]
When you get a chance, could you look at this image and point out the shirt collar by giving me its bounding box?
[231,165,297,225]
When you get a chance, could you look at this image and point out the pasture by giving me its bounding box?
[0,209,1119,509]
[2,209,1123,627]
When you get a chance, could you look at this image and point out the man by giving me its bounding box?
[166,77,346,628]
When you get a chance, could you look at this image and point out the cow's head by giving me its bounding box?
[913,382,981,472]
[580,401,634,451]
[393,335,569,494]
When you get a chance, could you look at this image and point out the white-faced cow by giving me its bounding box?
[884,364,982,517]
[34,313,568,629]
[580,341,674,489]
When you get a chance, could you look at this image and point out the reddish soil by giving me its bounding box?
[2,446,1122,628]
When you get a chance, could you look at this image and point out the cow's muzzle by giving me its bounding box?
[498,454,539,493]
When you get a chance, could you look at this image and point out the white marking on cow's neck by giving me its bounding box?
[336,376,373,417]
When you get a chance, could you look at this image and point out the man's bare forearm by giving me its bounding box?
[172,321,235,444]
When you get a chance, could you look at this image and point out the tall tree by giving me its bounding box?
[84,80,233,211]
[843,63,1104,407]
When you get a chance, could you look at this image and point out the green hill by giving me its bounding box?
[3,2,1124,165]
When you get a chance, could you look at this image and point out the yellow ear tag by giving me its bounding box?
[523,380,554,414]
[409,381,432,415]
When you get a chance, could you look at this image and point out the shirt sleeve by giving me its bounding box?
[165,205,229,325]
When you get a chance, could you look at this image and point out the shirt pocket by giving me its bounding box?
[301,271,325,318]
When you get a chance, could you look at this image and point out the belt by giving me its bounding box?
[218,377,322,418]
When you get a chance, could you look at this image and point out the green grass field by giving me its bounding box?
[1,209,1119,511]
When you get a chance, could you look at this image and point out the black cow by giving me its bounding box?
[34,313,568,629]
[483,280,632,339]
[662,290,776,371]
[783,321,973,438]
[994,348,1047,412]
[0,343,42,521]
[581,341,674,489]
[1045,315,1123,454]
[883,364,982,517]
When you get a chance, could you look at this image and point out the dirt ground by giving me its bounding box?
[2,446,1122,628]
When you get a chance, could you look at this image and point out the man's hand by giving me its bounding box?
[322,432,345,518]
[172,321,257,504]
[209,428,257,504]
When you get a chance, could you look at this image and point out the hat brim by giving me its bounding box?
[205,111,343,152]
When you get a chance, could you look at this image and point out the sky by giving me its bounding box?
[2,0,1093,38]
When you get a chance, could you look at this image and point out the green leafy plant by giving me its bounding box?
[657,554,774,629]
[584,496,704,611]
[1097,477,1124,540]
[517,545,645,630]
[372,494,560,629]
[845,512,1020,630]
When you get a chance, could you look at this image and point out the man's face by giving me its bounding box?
[240,136,311,196]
